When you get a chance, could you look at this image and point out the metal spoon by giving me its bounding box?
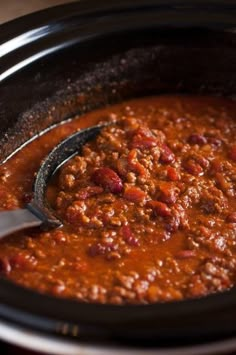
[0,124,107,239]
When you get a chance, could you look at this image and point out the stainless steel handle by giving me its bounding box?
[0,209,42,239]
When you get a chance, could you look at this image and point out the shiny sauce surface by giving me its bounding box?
[0,95,236,304]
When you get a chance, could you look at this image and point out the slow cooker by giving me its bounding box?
[1,1,236,353]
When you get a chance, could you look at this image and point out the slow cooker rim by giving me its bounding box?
[0,0,236,342]
[1,276,236,321]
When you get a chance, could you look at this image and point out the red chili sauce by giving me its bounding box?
[0,95,236,304]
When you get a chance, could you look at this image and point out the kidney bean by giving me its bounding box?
[160,144,175,164]
[188,134,207,145]
[147,200,171,217]
[129,126,159,150]
[92,168,123,194]
[131,135,158,149]
[121,225,139,246]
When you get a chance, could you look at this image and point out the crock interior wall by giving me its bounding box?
[0,29,236,163]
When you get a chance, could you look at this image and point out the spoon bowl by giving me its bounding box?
[0,123,107,238]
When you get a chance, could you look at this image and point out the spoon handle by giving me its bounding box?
[0,209,42,239]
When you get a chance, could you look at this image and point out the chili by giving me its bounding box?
[0,95,236,304]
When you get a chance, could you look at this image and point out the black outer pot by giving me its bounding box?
[1,0,236,350]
